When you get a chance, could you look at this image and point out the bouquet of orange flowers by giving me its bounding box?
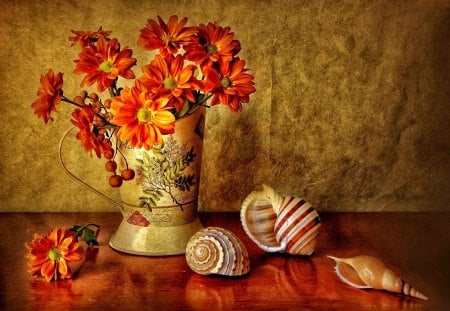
[32,15,255,187]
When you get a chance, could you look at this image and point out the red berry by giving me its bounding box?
[104,98,112,109]
[89,92,99,102]
[121,169,135,181]
[73,96,84,105]
[92,102,101,113]
[105,160,117,172]
[104,150,114,160]
[109,175,123,187]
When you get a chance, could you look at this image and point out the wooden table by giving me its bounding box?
[0,212,449,310]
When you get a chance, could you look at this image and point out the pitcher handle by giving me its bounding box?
[58,127,124,211]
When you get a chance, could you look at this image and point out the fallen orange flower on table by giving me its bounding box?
[25,226,97,282]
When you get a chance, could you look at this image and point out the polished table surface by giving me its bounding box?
[0,212,449,311]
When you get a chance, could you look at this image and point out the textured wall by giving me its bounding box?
[0,0,449,212]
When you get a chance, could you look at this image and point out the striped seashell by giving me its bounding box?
[240,184,321,255]
[327,255,428,300]
[185,227,250,276]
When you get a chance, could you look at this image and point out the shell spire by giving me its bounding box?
[186,227,250,276]
[327,255,428,301]
[262,184,283,214]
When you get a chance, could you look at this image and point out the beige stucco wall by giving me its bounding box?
[0,0,449,212]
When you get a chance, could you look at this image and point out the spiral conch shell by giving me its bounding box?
[327,255,428,300]
[185,227,250,276]
[240,184,321,255]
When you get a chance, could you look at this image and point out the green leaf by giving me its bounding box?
[177,100,191,118]
[69,224,100,246]
[83,228,99,246]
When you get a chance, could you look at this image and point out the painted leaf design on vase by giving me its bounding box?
[137,136,196,210]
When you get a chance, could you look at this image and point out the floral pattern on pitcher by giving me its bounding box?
[137,136,197,211]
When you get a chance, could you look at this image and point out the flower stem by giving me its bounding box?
[108,87,115,98]
[61,96,83,108]
[62,95,116,128]
[197,93,213,106]
[115,142,130,169]
[108,78,120,97]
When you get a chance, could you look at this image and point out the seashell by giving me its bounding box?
[185,227,250,276]
[240,184,321,255]
[327,255,428,300]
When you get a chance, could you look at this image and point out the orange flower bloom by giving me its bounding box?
[31,69,64,123]
[110,82,175,150]
[74,36,137,92]
[25,228,82,282]
[203,59,255,112]
[140,54,199,112]
[69,26,112,47]
[138,15,197,56]
[184,22,241,68]
[71,104,114,159]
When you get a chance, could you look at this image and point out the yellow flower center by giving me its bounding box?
[137,108,155,123]
[220,77,232,88]
[206,44,218,54]
[48,248,61,261]
[163,77,177,90]
[100,60,113,72]
[162,35,175,42]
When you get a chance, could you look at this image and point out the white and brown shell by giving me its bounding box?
[327,255,428,300]
[185,227,250,276]
[240,184,321,256]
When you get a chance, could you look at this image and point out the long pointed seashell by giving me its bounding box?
[185,227,250,276]
[327,255,428,300]
[241,184,321,255]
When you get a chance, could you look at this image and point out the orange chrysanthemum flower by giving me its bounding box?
[71,104,114,159]
[203,59,255,112]
[31,69,64,123]
[74,36,137,92]
[69,26,112,47]
[140,54,199,112]
[138,15,197,56]
[25,228,83,282]
[110,82,175,150]
[184,22,241,68]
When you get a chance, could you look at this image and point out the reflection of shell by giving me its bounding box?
[240,184,321,255]
[185,227,250,276]
[327,255,428,300]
